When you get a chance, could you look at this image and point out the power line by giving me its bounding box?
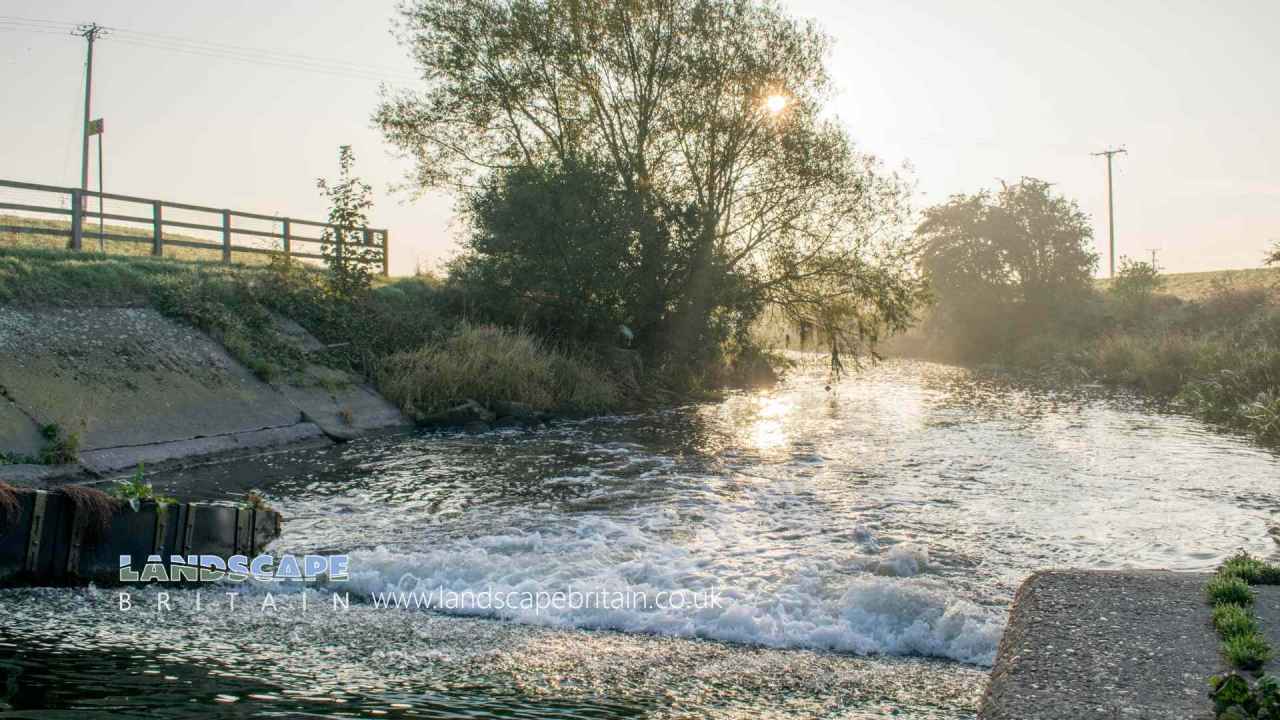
[0,16,419,85]
[109,36,418,84]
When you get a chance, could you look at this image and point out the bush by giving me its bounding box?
[1221,552,1280,586]
[1226,632,1273,672]
[1216,604,1261,639]
[38,423,80,465]
[1109,257,1165,326]
[378,323,621,418]
[1209,576,1256,607]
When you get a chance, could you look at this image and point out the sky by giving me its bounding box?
[0,0,1276,276]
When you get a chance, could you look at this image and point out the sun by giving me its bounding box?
[765,94,788,114]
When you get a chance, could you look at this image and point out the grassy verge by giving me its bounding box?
[1,213,275,265]
[0,246,628,431]
[1207,552,1280,718]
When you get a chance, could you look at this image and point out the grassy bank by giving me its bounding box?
[0,245,627,422]
[0,213,274,265]
[1040,284,1279,443]
[898,275,1280,445]
[379,324,620,417]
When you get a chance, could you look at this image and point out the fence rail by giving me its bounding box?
[0,178,389,275]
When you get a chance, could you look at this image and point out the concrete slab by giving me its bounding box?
[0,395,42,459]
[264,315,409,440]
[0,307,302,451]
[981,570,1221,720]
[78,422,330,474]
[0,463,87,488]
[273,365,408,441]
[1253,585,1280,675]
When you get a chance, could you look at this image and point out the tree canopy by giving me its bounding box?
[915,178,1098,357]
[377,0,922,364]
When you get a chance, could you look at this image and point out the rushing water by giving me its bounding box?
[3,358,1279,718]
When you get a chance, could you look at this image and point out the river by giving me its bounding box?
[2,358,1277,718]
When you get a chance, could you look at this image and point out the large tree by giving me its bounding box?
[915,178,1099,357]
[377,0,921,361]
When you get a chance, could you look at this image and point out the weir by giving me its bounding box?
[0,487,282,586]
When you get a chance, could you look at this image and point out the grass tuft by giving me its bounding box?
[379,323,620,418]
[55,484,119,545]
[1224,632,1273,672]
[1215,604,1261,639]
[1209,576,1256,607]
[1221,551,1280,586]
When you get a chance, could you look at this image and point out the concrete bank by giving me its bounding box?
[980,570,1223,720]
[0,306,409,484]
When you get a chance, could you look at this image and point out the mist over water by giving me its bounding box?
[4,358,1279,717]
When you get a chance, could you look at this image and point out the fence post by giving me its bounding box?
[221,210,231,263]
[69,189,83,251]
[281,218,291,260]
[381,231,389,277]
[151,202,163,257]
[334,228,343,265]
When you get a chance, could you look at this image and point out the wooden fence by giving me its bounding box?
[0,178,389,275]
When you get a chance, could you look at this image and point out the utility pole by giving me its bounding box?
[1092,147,1127,278]
[1147,248,1159,271]
[74,23,107,205]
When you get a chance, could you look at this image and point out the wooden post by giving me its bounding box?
[151,201,163,257]
[281,218,291,260]
[381,231,389,277]
[70,189,83,251]
[334,227,343,265]
[221,210,231,263]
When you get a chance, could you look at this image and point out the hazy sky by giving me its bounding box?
[1,0,1276,275]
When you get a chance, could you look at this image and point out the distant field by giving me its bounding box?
[1098,266,1280,301]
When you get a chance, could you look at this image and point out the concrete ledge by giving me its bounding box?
[980,570,1221,720]
[0,463,88,488]
[79,422,330,475]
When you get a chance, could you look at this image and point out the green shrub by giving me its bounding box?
[1225,632,1273,672]
[1209,576,1256,607]
[1216,604,1262,639]
[379,323,621,418]
[1243,390,1280,443]
[1221,552,1280,586]
[111,463,175,511]
[37,423,80,465]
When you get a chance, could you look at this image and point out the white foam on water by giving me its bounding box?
[339,517,1003,666]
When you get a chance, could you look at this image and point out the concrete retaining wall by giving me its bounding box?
[0,306,408,478]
